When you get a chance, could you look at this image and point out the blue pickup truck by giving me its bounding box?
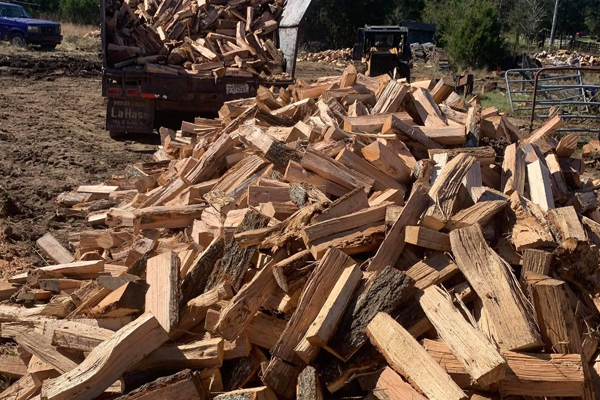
[0,2,62,49]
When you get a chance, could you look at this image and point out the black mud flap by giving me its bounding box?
[106,98,155,134]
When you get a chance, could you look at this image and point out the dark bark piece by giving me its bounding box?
[324,266,415,361]
[206,210,270,292]
[223,349,261,392]
[318,343,386,393]
[114,369,203,400]
[180,238,225,308]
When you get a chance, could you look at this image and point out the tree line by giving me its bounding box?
[302,0,600,68]
[18,0,600,68]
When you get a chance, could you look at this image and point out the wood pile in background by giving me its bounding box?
[1,65,600,400]
[105,0,288,79]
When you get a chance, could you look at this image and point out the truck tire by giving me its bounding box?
[41,44,57,51]
[10,33,25,47]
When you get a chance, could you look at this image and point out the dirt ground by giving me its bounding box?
[0,45,158,277]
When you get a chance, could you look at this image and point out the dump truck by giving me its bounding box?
[100,0,311,138]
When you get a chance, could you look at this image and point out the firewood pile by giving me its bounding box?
[105,0,289,79]
[534,50,598,67]
[2,63,600,400]
[296,49,353,66]
[411,42,449,70]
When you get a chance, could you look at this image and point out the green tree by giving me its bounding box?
[59,0,100,25]
[301,0,424,48]
[424,0,504,68]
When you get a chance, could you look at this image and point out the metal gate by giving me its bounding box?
[505,66,600,134]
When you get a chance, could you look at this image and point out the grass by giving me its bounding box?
[480,92,512,114]
[59,22,100,53]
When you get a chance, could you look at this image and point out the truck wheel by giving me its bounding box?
[109,131,126,140]
[10,33,25,47]
[41,44,57,51]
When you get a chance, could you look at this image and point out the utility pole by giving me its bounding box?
[549,0,559,51]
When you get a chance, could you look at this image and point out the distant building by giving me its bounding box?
[400,21,436,46]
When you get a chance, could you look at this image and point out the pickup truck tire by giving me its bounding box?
[9,33,25,47]
[41,44,57,50]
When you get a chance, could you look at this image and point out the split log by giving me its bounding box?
[41,314,170,400]
[270,247,354,364]
[423,154,476,231]
[146,252,180,332]
[365,312,467,400]
[323,266,415,362]
[419,286,506,386]
[449,224,542,350]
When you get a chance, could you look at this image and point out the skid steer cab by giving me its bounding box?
[353,25,410,82]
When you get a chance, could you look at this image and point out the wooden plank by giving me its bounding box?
[405,226,451,251]
[146,252,179,333]
[382,115,442,152]
[527,160,555,211]
[133,205,204,231]
[428,147,496,167]
[419,286,506,386]
[545,153,569,201]
[449,224,542,350]
[368,185,430,272]
[303,263,361,349]
[270,247,354,364]
[9,260,104,284]
[42,314,169,400]
[423,154,476,231]
[365,312,467,400]
[36,233,75,265]
[323,266,415,362]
